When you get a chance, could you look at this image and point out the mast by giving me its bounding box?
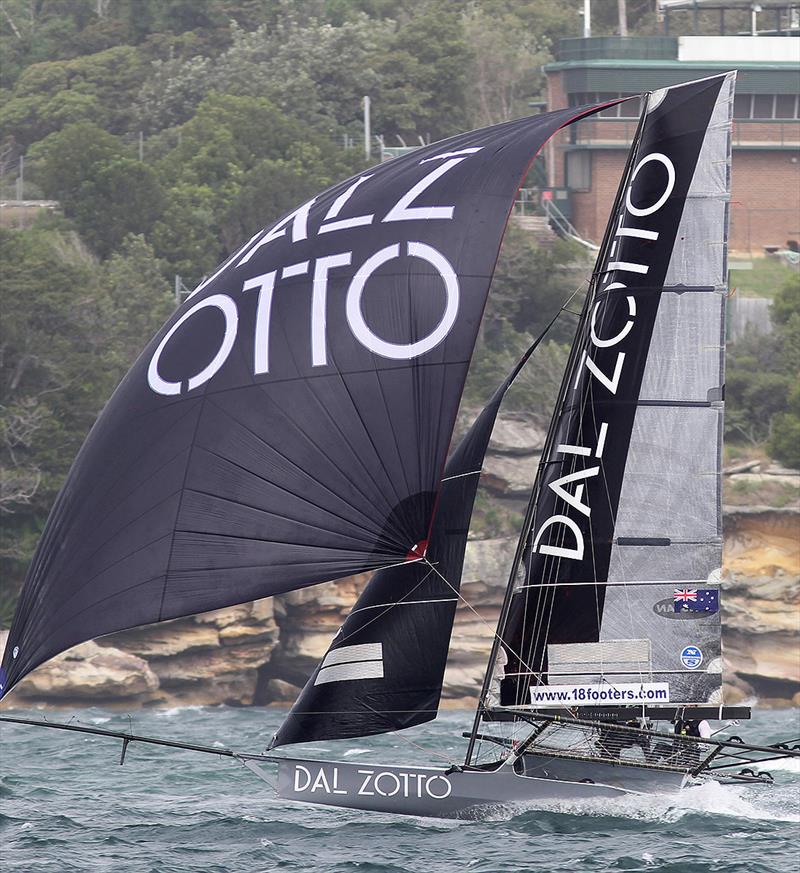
[464,99,650,766]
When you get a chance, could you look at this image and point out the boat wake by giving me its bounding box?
[467,778,800,825]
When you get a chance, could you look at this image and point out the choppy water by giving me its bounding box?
[1,706,798,872]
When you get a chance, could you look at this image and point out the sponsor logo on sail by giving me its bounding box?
[530,142,681,564]
[147,149,485,396]
[680,645,703,669]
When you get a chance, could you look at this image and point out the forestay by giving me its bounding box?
[0,102,615,699]
[495,73,734,711]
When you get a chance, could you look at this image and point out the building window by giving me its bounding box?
[775,94,798,119]
[753,94,776,119]
[618,95,643,118]
[568,92,642,117]
[566,151,592,192]
[733,94,799,120]
[733,93,752,119]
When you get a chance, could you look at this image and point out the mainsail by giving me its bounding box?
[0,102,616,700]
[483,73,734,719]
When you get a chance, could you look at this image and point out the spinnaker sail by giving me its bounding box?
[488,73,734,716]
[0,102,616,699]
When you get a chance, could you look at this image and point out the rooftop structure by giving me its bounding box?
[544,34,800,253]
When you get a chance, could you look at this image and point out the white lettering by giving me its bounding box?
[357,769,375,796]
[575,349,626,394]
[625,152,676,217]
[383,156,474,223]
[319,175,374,234]
[595,422,608,458]
[311,253,352,366]
[425,775,453,799]
[236,199,316,267]
[241,271,277,375]
[374,771,402,797]
[615,226,659,241]
[148,294,238,395]
[532,514,585,561]
[311,769,331,793]
[590,295,636,348]
[606,260,649,275]
[346,242,459,359]
[547,466,600,517]
[293,765,312,792]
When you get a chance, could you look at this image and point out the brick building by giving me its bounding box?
[543,35,800,253]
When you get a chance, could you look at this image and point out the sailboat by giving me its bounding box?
[1,71,797,820]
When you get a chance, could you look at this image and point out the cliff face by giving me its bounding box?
[4,417,798,710]
[721,507,800,705]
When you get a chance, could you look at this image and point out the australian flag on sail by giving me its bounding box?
[674,589,719,614]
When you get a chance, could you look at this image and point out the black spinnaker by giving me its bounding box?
[0,101,617,700]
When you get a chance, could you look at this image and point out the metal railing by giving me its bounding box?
[542,198,600,251]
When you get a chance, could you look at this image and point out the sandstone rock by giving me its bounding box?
[263,678,301,703]
[151,644,272,685]
[463,538,513,589]
[193,604,251,626]
[277,631,337,661]
[488,415,547,455]
[765,464,800,477]
[218,623,278,646]
[13,641,159,702]
[723,671,756,704]
[102,621,220,658]
[728,472,800,488]
[482,455,537,497]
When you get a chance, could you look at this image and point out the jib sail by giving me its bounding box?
[0,102,614,699]
[487,73,735,716]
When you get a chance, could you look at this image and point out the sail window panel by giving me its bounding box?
[663,73,732,288]
[662,198,728,288]
[547,639,651,677]
[607,541,722,585]
[638,290,724,403]
[612,406,721,542]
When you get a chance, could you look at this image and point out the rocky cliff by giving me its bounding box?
[3,417,798,710]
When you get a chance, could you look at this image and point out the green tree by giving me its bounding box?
[0,45,146,145]
[72,158,166,258]
[769,383,800,470]
[727,272,800,458]
[29,122,127,204]
[0,227,108,604]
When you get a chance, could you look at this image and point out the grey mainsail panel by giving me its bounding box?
[495,72,734,710]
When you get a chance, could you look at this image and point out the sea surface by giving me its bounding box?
[1,706,798,873]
